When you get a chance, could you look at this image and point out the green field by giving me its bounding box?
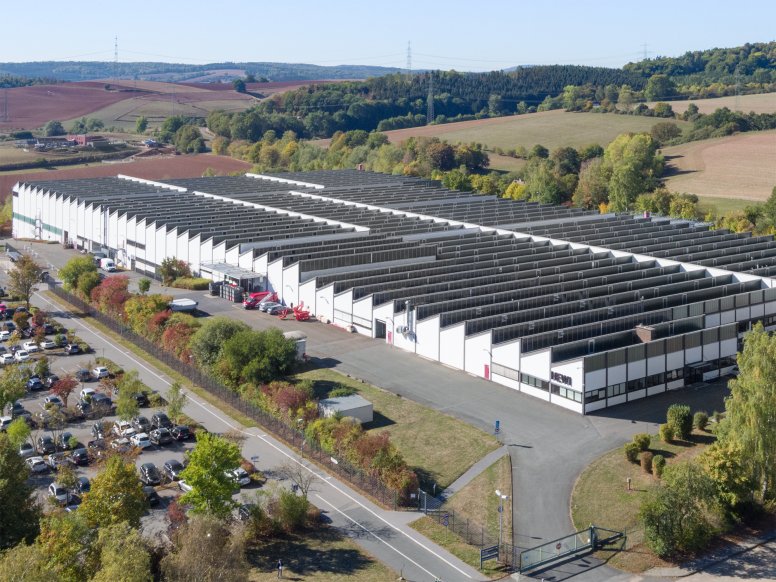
[383,110,688,152]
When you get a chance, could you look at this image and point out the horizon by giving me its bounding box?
[2,1,775,72]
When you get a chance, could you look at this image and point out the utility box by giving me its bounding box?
[283,330,307,360]
[319,394,373,424]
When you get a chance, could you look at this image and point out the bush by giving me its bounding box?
[653,455,666,478]
[633,433,651,452]
[172,277,210,290]
[712,410,723,425]
[95,357,124,376]
[329,386,356,398]
[667,404,693,440]
[277,490,309,532]
[693,411,709,431]
[624,442,640,463]
[641,451,654,474]
[659,423,674,443]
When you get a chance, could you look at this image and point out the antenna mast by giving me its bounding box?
[406,41,412,77]
[427,73,434,124]
[113,36,118,83]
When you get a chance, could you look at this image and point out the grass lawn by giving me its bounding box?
[488,154,527,173]
[409,454,512,578]
[247,529,396,581]
[571,429,717,572]
[696,195,755,217]
[295,368,500,490]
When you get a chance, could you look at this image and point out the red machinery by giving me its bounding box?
[274,302,311,321]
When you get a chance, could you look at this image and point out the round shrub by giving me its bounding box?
[667,404,693,440]
[653,455,666,478]
[632,433,651,452]
[693,411,709,431]
[641,451,654,474]
[659,423,674,443]
[624,442,640,464]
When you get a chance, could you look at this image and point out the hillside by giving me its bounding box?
[648,92,776,115]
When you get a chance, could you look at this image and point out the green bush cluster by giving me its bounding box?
[632,433,651,452]
[624,442,640,463]
[172,277,210,290]
[667,404,693,440]
[659,423,674,443]
[693,411,709,431]
[641,451,654,474]
[653,455,666,478]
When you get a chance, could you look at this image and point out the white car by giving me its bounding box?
[227,467,251,487]
[80,387,97,400]
[0,331,10,341]
[178,480,193,493]
[0,415,12,431]
[22,341,40,353]
[0,353,13,365]
[112,420,135,438]
[14,350,30,362]
[92,366,110,379]
[42,396,63,409]
[39,339,57,349]
[130,432,152,449]
[48,482,68,504]
[26,456,48,473]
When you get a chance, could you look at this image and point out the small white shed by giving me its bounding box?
[319,394,374,424]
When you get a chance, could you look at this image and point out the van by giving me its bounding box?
[99,258,116,272]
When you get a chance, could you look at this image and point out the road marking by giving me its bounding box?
[37,291,473,579]
[316,493,438,580]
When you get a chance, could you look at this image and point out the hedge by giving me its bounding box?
[172,277,210,290]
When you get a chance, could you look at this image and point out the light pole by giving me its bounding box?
[495,489,509,546]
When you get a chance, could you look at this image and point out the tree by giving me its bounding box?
[667,404,693,440]
[0,542,55,581]
[601,132,663,211]
[179,432,241,517]
[6,417,31,448]
[174,125,206,153]
[59,256,97,293]
[217,328,297,388]
[123,294,172,336]
[166,381,188,424]
[278,460,318,499]
[50,375,78,408]
[617,85,634,112]
[9,255,42,309]
[90,276,130,317]
[159,257,192,285]
[79,455,146,529]
[137,277,151,295]
[91,522,152,582]
[135,116,148,133]
[645,74,677,101]
[161,515,249,582]
[43,120,65,136]
[529,144,549,159]
[189,317,249,369]
[233,79,246,93]
[115,371,145,421]
[723,322,776,499]
[37,511,92,580]
[0,364,27,413]
[651,121,682,145]
[0,433,40,549]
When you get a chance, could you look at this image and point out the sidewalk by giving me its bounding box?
[440,445,510,501]
[37,288,485,582]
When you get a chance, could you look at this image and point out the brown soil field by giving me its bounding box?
[650,92,776,115]
[0,153,251,199]
[662,130,776,201]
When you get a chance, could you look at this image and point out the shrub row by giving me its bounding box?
[172,277,210,290]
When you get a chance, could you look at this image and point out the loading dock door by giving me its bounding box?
[375,319,386,339]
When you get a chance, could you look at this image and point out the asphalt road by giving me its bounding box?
[23,241,732,579]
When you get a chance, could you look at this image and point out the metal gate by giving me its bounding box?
[518,525,625,573]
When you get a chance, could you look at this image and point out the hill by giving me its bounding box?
[648,92,776,115]
[0,61,402,82]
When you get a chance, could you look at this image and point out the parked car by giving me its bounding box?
[139,462,162,486]
[64,344,80,355]
[39,339,57,349]
[0,415,11,431]
[45,452,68,470]
[258,301,281,313]
[75,369,91,382]
[237,503,255,522]
[26,456,48,473]
[87,439,106,458]
[22,341,40,353]
[91,422,107,439]
[0,353,13,365]
[162,459,185,481]
[112,420,135,438]
[56,431,75,450]
[80,387,96,400]
[149,427,172,446]
[131,416,151,433]
[150,412,172,430]
[68,448,89,467]
[43,323,55,335]
[43,374,59,389]
[243,298,260,310]
[266,304,287,315]
[11,401,27,417]
[42,396,63,409]
[72,476,91,496]
[110,437,131,453]
[133,392,149,407]
[143,485,161,506]
[26,377,44,391]
[14,350,30,362]
[227,467,251,487]
[3,322,16,331]
[19,441,35,458]
[178,480,193,493]
[170,425,192,441]
[0,330,11,341]
[48,482,69,505]
[92,366,110,379]
[130,432,152,450]
[36,435,56,455]
[90,393,112,413]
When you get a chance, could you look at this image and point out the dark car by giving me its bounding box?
[151,412,172,430]
[46,452,67,470]
[142,485,161,506]
[131,416,151,433]
[90,394,113,415]
[56,431,75,450]
[26,377,44,391]
[74,400,92,418]
[43,323,55,335]
[69,447,89,467]
[64,344,81,355]
[237,503,256,522]
[86,439,106,459]
[75,369,91,382]
[133,392,149,407]
[72,476,91,496]
[91,422,106,439]
[36,435,56,455]
[11,401,27,418]
[43,374,60,389]
[162,459,185,481]
[139,463,161,486]
[170,425,192,441]
[149,428,172,446]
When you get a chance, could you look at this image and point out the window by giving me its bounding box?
[627,377,646,392]
[666,368,684,382]
[520,372,549,391]
[586,389,606,403]
[607,383,626,398]
[552,384,582,402]
[492,363,520,382]
[645,372,665,387]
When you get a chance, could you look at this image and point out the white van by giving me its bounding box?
[99,258,116,272]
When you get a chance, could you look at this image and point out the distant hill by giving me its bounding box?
[0,61,404,83]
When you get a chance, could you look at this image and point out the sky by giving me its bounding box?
[3,0,775,71]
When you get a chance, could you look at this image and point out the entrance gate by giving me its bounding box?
[518,525,625,573]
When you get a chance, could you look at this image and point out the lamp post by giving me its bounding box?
[495,489,509,546]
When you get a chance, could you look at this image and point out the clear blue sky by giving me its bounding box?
[4,0,775,71]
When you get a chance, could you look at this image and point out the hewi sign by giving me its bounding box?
[551,371,573,387]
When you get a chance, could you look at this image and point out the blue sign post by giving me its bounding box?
[495,420,500,434]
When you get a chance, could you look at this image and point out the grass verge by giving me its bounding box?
[295,368,500,490]
[571,430,716,572]
[247,528,396,581]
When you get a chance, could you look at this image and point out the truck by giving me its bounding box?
[99,258,116,272]
[169,298,198,313]
[283,331,307,361]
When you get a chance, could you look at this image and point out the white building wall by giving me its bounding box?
[647,355,665,374]
[703,340,720,362]
[464,332,492,378]
[332,289,353,326]
[212,241,226,264]
[520,384,550,402]
[627,358,646,380]
[315,284,335,323]
[188,234,202,275]
[550,395,583,413]
[439,324,465,368]
[176,232,189,266]
[253,254,269,279]
[200,238,213,269]
[352,296,373,333]
[154,224,166,266]
[720,310,736,325]
[282,263,300,307]
[520,350,551,381]
[372,303,395,344]
[720,338,737,357]
[492,338,520,369]
[225,245,240,265]
[238,250,253,270]
[666,350,684,371]
[267,259,284,294]
[552,358,584,390]
[585,369,606,391]
[585,400,608,413]
[298,279,317,316]
[415,317,440,360]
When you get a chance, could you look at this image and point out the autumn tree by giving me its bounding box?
[91,522,152,582]
[37,511,92,580]
[137,277,151,295]
[217,328,297,388]
[8,255,42,309]
[79,455,146,529]
[0,364,26,412]
[0,433,40,548]
[159,257,192,285]
[179,432,241,518]
[115,371,145,421]
[90,275,131,317]
[59,256,98,293]
[123,293,172,336]
[189,317,249,369]
[50,375,78,408]
[166,381,188,424]
[0,542,54,580]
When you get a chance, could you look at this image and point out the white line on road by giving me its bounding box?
[38,291,473,580]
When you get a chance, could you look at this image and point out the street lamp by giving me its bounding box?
[495,489,509,546]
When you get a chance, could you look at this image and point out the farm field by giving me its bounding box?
[0,153,251,199]
[649,91,776,115]
[662,130,776,202]
[378,111,686,151]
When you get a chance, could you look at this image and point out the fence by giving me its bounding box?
[49,283,404,509]
[518,525,625,573]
